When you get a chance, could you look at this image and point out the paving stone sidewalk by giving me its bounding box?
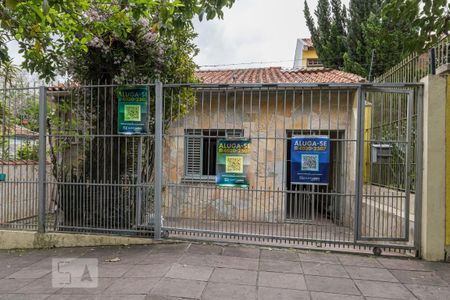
[0,242,449,299]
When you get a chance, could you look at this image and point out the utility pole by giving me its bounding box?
[368,49,375,82]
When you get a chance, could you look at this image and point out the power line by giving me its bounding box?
[199,59,302,68]
[198,58,402,69]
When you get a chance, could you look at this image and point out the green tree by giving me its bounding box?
[304,0,347,69]
[60,3,202,188]
[362,11,411,79]
[20,97,40,132]
[0,58,19,158]
[329,0,347,68]
[0,57,19,88]
[0,100,10,159]
[0,30,8,64]
[16,140,39,160]
[382,0,450,52]
[0,0,235,82]
[344,0,380,77]
[1,0,236,229]
[304,0,449,78]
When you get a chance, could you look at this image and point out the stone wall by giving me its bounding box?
[162,89,359,223]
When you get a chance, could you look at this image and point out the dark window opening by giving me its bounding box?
[285,130,344,222]
[185,129,244,180]
[202,130,222,176]
[306,58,322,67]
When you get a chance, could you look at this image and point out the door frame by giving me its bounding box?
[354,87,421,248]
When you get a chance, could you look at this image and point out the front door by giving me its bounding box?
[285,130,344,223]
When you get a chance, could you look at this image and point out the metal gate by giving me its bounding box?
[358,87,421,249]
[160,83,422,254]
[0,82,422,253]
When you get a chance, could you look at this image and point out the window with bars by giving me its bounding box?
[184,129,244,181]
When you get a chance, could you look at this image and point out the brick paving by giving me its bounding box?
[0,242,449,299]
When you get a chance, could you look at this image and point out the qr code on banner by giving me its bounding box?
[124,105,141,122]
[301,154,319,171]
[226,156,244,174]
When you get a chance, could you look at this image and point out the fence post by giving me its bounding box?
[430,48,436,75]
[353,86,366,241]
[154,80,163,239]
[414,85,424,257]
[135,136,143,226]
[38,86,47,233]
[420,75,446,260]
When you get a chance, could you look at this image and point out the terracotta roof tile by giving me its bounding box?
[13,125,38,138]
[0,125,38,138]
[195,67,364,84]
[0,160,39,166]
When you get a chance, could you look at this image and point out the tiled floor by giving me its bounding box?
[0,242,449,299]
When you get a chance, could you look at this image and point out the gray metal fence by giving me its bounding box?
[0,82,423,254]
[374,36,450,83]
[435,36,450,74]
[44,84,159,237]
[0,86,43,230]
[160,83,422,254]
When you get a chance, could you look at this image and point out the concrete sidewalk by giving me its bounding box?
[0,242,449,299]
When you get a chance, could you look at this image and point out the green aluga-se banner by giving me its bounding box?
[117,86,149,135]
[216,139,251,188]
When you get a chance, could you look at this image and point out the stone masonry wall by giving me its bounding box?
[162,89,358,223]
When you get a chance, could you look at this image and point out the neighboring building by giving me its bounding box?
[293,38,322,69]
[1,124,38,159]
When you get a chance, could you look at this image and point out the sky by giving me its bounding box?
[8,0,350,71]
[193,0,350,70]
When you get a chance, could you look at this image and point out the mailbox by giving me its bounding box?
[371,144,392,163]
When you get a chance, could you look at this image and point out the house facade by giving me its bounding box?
[162,67,364,229]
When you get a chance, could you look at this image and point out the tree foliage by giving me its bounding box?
[0,0,236,230]
[304,0,347,69]
[17,140,39,160]
[304,0,450,78]
[383,0,450,51]
[0,57,19,159]
[0,0,235,82]
[0,57,19,87]
[0,29,8,64]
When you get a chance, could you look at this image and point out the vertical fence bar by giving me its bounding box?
[136,136,143,226]
[154,81,163,239]
[38,86,47,233]
[354,87,366,241]
[403,91,414,240]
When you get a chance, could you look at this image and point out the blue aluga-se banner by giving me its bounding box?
[291,136,330,185]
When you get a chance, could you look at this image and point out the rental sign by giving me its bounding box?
[216,139,251,188]
[291,136,330,185]
[117,86,149,135]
